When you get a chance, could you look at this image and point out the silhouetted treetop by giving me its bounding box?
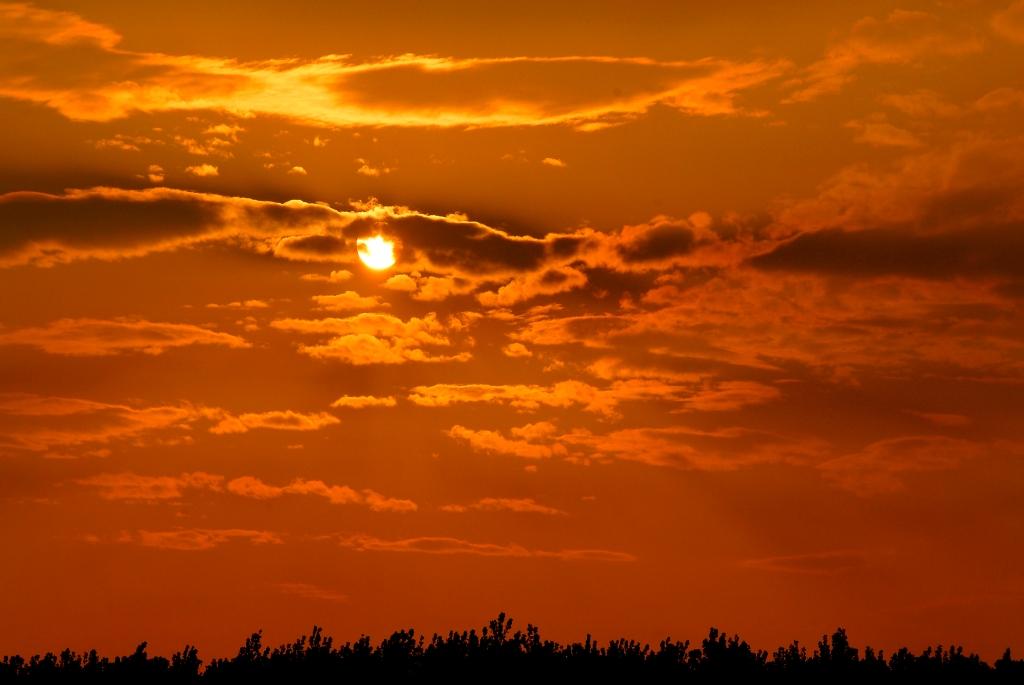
[1,613,1020,682]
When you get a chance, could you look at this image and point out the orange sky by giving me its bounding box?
[1,0,1023,662]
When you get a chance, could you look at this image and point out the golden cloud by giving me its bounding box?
[440,497,565,515]
[225,475,416,512]
[787,10,982,102]
[312,291,387,311]
[128,528,283,551]
[0,3,790,128]
[207,410,340,434]
[447,425,567,460]
[411,377,735,417]
[0,393,350,455]
[330,395,398,408]
[0,318,249,356]
[272,312,472,365]
[0,393,201,454]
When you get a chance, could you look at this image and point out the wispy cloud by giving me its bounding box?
[335,534,634,561]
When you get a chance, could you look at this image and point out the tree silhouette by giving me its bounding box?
[1,613,1021,682]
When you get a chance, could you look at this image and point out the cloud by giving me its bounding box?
[615,220,698,263]
[355,159,392,176]
[678,381,781,412]
[750,225,1024,279]
[992,1,1024,43]
[410,381,598,412]
[508,313,633,348]
[411,377,748,417]
[497,135,1024,380]
[817,436,995,495]
[383,273,476,301]
[360,490,419,513]
[974,87,1024,112]
[585,357,705,384]
[292,334,471,365]
[335,534,634,561]
[502,342,532,358]
[145,164,165,183]
[86,471,417,511]
[441,497,565,515]
[906,411,972,427]
[0,187,756,302]
[383,274,417,292]
[0,185,553,278]
[272,314,453,341]
[0,5,789,128]
[477,266,587,307]
[775,136,1024,234]
[559,427,699,469]
[185,164,218,177]
[272,312,472,365]
[845,116,922,148]
[312,290,386,311]
[627,270,1024,380]
[559,426,823,471]
[788,10,982,101]
[369,211,553,276]
[206,299,269,309]
[740,549,867,575]
[77,471,224,500]
[174,135,233,157]
[95,134,153,152]
[880,89,961,118]
[301,270,352,283]
[510,421,558,440]
[208,410,340,434]
[0,318,249,355]
[226,475,417,512]
[541,157,567,168]
[202,123,243,140]
[559,214,755,275]
[0,393,357,455]
[0,393,200,454]
[0,186,346,268]
[330,395,397,408]
[128,528,282,551]
[447,425,567,460]
[0,2,120,49]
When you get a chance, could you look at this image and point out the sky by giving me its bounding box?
[1,0,1023,662]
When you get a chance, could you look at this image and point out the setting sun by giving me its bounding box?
[356,235,396,270]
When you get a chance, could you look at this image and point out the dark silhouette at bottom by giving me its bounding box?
[2,613,1022,682]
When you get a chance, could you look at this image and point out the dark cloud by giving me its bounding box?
[273,234,349,262]
[616,223,696,263]
[0,187,345,267]
[749,224,1024,279]
[356,213,549,275]
[0,189,218,266]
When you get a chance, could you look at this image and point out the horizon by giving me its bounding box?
[1,0,1022,665]
[2,610,1015,663]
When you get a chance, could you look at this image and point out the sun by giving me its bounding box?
[356,235,396,270]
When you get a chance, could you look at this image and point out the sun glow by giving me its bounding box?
[357,235,396,270]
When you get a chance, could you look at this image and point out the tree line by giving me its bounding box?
[2,613,1022,682]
